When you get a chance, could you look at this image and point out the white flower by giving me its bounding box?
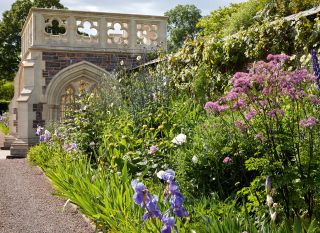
[120,60,124,66]
[156,170,164,179]
[172,133,186,145]
[192,155,198,163]
[266,194,273,207]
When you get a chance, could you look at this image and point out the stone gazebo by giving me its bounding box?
[6,8,167,157]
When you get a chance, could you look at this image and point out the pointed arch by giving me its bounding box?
[45,61,111,121]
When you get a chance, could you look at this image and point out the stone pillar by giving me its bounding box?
[10,59,38,157]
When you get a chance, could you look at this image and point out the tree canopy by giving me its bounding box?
[164,4,202,52]
[0,0,65,82]
[197,0,320,37]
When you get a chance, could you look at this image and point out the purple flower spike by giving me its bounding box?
[311,49,320,95]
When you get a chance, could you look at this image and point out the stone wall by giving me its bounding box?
[42,51,142,87]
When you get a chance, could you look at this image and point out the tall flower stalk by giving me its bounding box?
[311,49,320,95]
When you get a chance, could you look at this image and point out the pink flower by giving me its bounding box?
[258,100,268,107]
[148,145,159,154]
[267,109,285,118]
[289,69,309,84]
[254,133,265,143]
[204,101,220,113]
[232,99,246,110]
[262,86,272,95]
[204,101,228,113]
[226,91,238,101]
[267,54,290,62]
[309,94,320,105]
[299,117,318,128]
[231,72,252,93]
[245,109,257,120]
[223,156,232,164]
[235,121,247,133]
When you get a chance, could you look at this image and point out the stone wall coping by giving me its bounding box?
[23,8,168,32]
[21,8,168,59]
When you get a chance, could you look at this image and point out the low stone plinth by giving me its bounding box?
[1,135,16,150]
[9,140,29,158]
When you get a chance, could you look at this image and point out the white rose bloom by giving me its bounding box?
[192,155,198,163]
[172,133,187,145]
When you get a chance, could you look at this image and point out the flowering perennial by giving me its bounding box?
[131,180,162,221]
[311,49,320,95]
[299,116,318,128]
[172,134,187,145]
[223,156,232,164]
[132,169,188,233]
[148,145,159,155]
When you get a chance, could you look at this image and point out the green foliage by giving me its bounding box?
[197,3,241,37]
[0,0,65,81]
[0,80,14,101]
[197,1,266,37]
[164,4,202,52]
[165,14,320,99]
[205,56,320,222]
[0,111,9,134]
[0,122,9,134]
[197,0,320,37]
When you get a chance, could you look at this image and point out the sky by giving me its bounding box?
[0,0,246,17]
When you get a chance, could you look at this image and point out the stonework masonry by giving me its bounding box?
[42,51,141,87]
[6,8,167,157]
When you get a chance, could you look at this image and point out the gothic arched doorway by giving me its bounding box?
[45,61,110,122]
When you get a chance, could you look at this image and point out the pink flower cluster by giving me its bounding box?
[299,117,318,128]
[245,109,257,120]
[235,121,247,133]
[266,109,285,118]
[267,54,290,62]
[309,94,320,105]
[204,101,228,114]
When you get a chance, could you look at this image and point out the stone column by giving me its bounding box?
[10,60,37,157]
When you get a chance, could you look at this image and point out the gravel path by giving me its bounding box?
[0,158,94,233]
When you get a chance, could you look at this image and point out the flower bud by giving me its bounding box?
[265,175,271,194]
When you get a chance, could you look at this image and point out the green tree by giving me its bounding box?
[196,3,243,37]
[197,0,320,38]
[0,0,65,82]
[164,4,202,52]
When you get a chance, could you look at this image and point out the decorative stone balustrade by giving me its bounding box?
[21,8,167,58]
